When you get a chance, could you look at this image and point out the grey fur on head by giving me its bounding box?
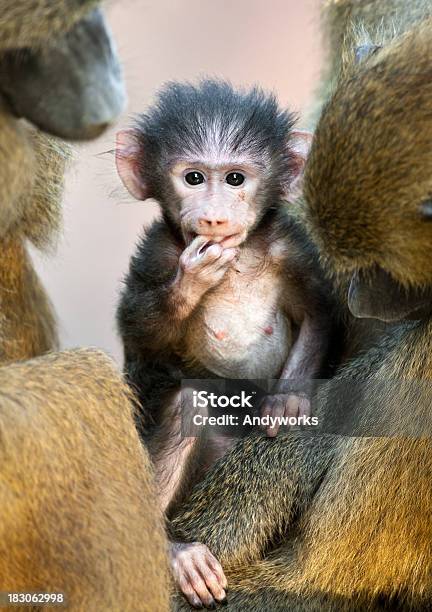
[133,79,298,202]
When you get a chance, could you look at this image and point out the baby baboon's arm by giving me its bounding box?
[118,223,237,353]
[262,235,337,436]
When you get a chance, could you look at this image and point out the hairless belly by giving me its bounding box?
[185,262,292,379]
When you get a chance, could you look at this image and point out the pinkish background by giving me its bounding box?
[33,0,322,364]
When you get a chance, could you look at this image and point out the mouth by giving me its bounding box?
[186,231,246,249]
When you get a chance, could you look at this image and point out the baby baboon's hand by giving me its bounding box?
[170,541,228,609]
[260,392,311,437]
[177,236,237,299]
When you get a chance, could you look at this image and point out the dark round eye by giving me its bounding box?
[185,171,205,186]
[226,172,245,187]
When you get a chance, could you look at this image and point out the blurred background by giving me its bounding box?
[33,0,322,364]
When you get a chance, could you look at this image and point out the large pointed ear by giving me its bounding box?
[285,130,313,201]
[348,268,432,322]
[115,129,150,200]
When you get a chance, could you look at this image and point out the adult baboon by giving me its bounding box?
[0,349,170,611]
[0,4,170,611]
[0,0,126,362]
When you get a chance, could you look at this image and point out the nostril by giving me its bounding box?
[198,217,228,227]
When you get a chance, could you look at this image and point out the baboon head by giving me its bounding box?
[303,20,432,322]
[0,1,127,239]
[0,1,126,140]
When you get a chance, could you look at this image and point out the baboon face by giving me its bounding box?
[304,22,432,321]
[0,5,126,140]
[115,80,311,248]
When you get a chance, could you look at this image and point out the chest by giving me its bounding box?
[183,245,293,378]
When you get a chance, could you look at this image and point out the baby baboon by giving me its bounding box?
[116,80,338,608]
[0,349,170,612]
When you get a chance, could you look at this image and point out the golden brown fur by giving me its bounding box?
[0,237,57,364]
[0,0,99,50]
[0,4,72,361]
[322,0,432,72]
[0,349,170,611]
[309,0,432,126]
[0,110,36,236]
[0,125,69,363]
[305,18,432,288]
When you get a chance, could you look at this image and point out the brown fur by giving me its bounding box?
[0,349,170,611]
[0,119,68,249]
[0,2,77,361]
[309,0,432,126]
[0,0,99,50]
[322,0,432,74]
[0,110,36,236]
[165,3,432,610]
[305,18,432,288]
[0,0,122,359]
[0,126,69,363]
[0,237,57,364]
